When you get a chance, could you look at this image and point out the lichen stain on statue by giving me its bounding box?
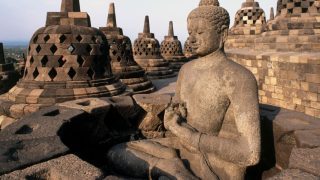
[106,0,261,179]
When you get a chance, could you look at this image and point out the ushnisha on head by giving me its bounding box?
[187,0,230,56]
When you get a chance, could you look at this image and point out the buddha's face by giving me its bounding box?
[187,18,225,57]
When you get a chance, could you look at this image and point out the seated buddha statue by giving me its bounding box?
[107,0,261,179]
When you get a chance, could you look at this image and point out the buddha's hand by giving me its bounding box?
[164,103,183,131]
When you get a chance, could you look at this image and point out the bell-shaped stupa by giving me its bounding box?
[100,3,154,94]
[160,21,188,71]
[0,43,19,94]
[226,0,266,49]
[8,0,126,105]
[254,0,320,51]
[230,0,266,35]
[133,16,176,79]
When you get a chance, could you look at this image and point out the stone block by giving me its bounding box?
[0,106,91,175]
[289,148,320,176]
[133,94,172,138]
[267,169,319,180]
[273,111,320,169]
[58,98,111,115]
[0,154,104,179]
[294,129,320,148]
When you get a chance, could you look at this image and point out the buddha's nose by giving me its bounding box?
[189,35,196,44]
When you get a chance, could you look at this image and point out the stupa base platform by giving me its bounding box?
[7,77,129,105]
[135,58,176,79]
[112,64,155,94]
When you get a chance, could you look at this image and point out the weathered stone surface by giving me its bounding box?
[267,169,319,180]
[133,94,171,137]
[0,154,104,179]
[0,115,16,130]
[294,129,320,148]
[0,106,86,175]
[273,110,320,169]
[289,148,320,176]
[58,98,111,115]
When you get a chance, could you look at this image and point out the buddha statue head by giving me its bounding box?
[187,0,230,56]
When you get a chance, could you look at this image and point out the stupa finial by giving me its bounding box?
[0,43,5,64]
[168,21,174,36]
[61,0,80,12]
[270,7,275,21]
[107,3,117,28]
[143,16,150,34]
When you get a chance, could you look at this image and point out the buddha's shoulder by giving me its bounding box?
[222,59,257,84]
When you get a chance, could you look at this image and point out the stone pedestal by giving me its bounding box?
[133,16,176,79]
[100,3,155,94]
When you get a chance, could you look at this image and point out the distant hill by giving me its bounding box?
[2,41,28,48]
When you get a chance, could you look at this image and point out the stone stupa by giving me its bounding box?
[100,3,155,94]
[160,21,188,71]
[7,0,126,105]
[133,16,176,79]
[254,0,320,51]
[183,37,196,60]
[0,43,19,95]
[226,0,266,49]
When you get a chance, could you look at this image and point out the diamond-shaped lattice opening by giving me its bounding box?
[117,56,121,62]
[29,57,34,65]
[87,68,94,79]
[44,35,50,42]
[86,45,92,53]
[33,68,39,79]
[48,68,57,80]
[50,44,58,54]
[33,36,38,43]
[59,35,67,43]
[41,56,48,67]
[77,56,84,66]
[76,35,83,42]
[58,56,66,67]
[112,50,117,56]
[68,67,76,79]
[36,45,42,53]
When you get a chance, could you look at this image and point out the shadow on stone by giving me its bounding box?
[246,104,279,179]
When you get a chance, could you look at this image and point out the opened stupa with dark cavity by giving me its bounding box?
[100,3,155,94]
[133,16,176,79]
[254,0,320,51]
[226,0,266,49]
[160,21,188,71]
[0,43,20,94]
[8,0,126,105]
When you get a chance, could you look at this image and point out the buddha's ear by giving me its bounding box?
[221,25,229,43]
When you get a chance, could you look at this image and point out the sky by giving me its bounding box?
[0,0,276,44]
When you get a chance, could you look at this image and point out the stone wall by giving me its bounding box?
[226,49,320,118]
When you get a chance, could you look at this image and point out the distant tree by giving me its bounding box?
[6,57,17,64]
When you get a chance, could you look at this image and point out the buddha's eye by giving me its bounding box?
[198,32,204,35]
